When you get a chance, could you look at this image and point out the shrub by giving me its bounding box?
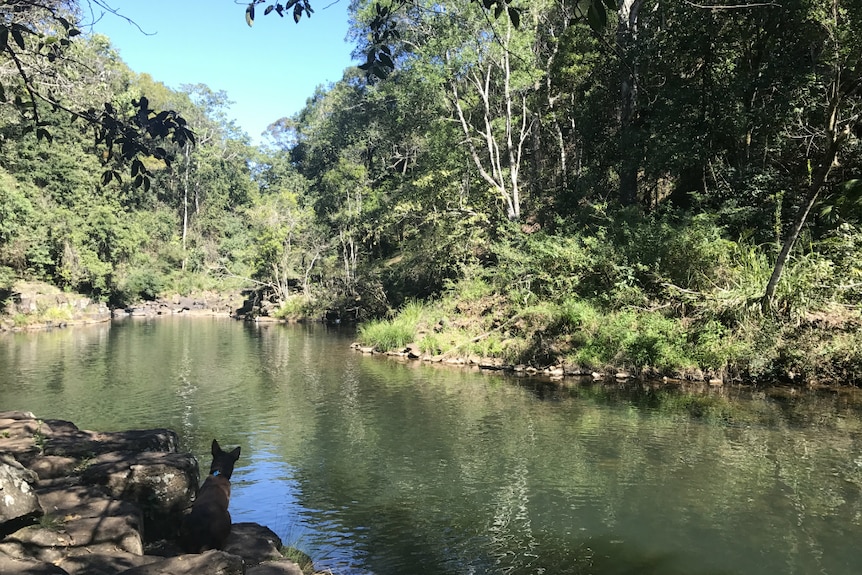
[622,312,690,372]
[553,298,601,333]
[123,268,165,302]
[469,332,506,358]
[274,296,310,320]
[42,305,73,322]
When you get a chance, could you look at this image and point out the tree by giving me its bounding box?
[444,2,535,221]
[245,0,618,78]
[616,0,644,206]
[762,0,862,309]
[0,1,194,188]
[248,166,322,301]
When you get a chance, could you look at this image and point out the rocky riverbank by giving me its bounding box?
[0,281,255,332]
[0,412,310,575]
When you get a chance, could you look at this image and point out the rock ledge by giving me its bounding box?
[0,411,312,575]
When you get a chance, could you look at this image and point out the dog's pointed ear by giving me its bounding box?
[212,439,221,455]
[229,446,241,461]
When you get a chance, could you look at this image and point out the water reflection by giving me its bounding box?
[1,318,862,575]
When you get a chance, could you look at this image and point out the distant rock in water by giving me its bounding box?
[120,291,245,319]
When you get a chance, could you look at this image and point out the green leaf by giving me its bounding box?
[36,128,52,143]
[373,62,389,80]
[0,27,8,51]
[587,2,607,32]
[246,4,255,27]
[11,28,24,50]
[508,6,520,28]
[101,171,113,186]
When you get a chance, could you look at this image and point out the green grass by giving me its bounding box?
[42,305,73,322]
[280,545,315,574]
[358,318,418,352]
[274,296,310,320]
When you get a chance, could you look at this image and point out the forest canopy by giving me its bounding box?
[1,0,862,385]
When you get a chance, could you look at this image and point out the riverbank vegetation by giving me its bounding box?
[1,1,861,385]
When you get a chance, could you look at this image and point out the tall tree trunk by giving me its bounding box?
[181,142,191,271]
[446,19,531,221]
[761,135,845,310]
[618,0,644,206]
[762,39,851,310]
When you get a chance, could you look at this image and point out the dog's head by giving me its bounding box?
[208,439,241,480]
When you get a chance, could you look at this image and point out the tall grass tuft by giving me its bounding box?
[357,319,415,351]
[357,299,430,351]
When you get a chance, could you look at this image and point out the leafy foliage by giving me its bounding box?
[3,0,862,383]
[0,1,194,187]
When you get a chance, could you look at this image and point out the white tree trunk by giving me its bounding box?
[447,20,531,221]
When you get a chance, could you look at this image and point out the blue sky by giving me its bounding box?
[88,1,355,143]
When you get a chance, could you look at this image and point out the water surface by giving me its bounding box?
[1,317,861,574]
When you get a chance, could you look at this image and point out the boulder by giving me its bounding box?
[27,456,80,481]
[54,550,159,575]
[247,559,306,575]
[118,549,244,575]
[0,418,43,462]
[1,414,305,575]
[0,456,43,536]
[37,485,143,527]
[0,411,38,421]
[0,553,70,575]
[79,452,198,540]
[44,428,180,458]
[224,522,283,565]
[2,513,143,562]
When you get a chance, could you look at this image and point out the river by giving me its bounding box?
[1,317,861,574]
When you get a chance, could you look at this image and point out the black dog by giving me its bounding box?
[180,439,241,553]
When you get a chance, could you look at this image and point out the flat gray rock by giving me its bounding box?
[224,522,283,565]
[247,559,306,575]
[0,553,70,575]
[118,549,244,575]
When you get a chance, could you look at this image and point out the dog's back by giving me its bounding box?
[180,439,241,553]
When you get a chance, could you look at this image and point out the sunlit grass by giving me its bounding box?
[274,296,311,321]
[357,319,415,351]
